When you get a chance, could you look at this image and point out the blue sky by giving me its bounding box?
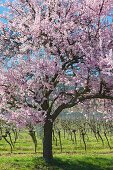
[0,0,12,13]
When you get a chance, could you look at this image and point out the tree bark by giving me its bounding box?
[43,119,53,163]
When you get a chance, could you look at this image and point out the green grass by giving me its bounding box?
[0,128,113,169]
[0,153,113,170]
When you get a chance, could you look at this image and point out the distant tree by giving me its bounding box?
[0,0,113,162]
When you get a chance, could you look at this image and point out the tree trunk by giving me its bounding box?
[43,120,53,163]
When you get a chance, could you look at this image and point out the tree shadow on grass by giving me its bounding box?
[33,156,113,170]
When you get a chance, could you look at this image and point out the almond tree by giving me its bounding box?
[0,0,113,162]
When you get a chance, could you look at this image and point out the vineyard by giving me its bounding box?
[0,115,113,155]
